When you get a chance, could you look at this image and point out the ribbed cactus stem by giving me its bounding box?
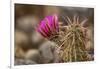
[50,16,90,62]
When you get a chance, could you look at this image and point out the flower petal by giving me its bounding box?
[54,15,59,32]
[36,15,59,38]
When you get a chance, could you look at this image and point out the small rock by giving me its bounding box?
[39,41,59,63]
[24,59,37,65]
[85,28,94,51]
[16,16,39,32]
[25,49,41,63]
[15,30,29,45]
[15,45,25,58]
[15,59,25,65]
[15,58,36,65]
[31,31,45,47]
[85,41,92,51]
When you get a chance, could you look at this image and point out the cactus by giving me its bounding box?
[54,16,90,62]
[36,15,91,62]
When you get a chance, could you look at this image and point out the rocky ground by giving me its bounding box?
[14,4,94,65]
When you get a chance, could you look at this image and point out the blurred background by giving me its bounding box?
[14,4,94,65]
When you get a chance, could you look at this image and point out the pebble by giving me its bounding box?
[25,49,41,63]
[39,41,60,63]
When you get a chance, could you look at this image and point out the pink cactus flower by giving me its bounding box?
[37,15,59,38]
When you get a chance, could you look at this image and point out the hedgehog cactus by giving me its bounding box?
[37,14,90,62]
[57,16,89,62]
